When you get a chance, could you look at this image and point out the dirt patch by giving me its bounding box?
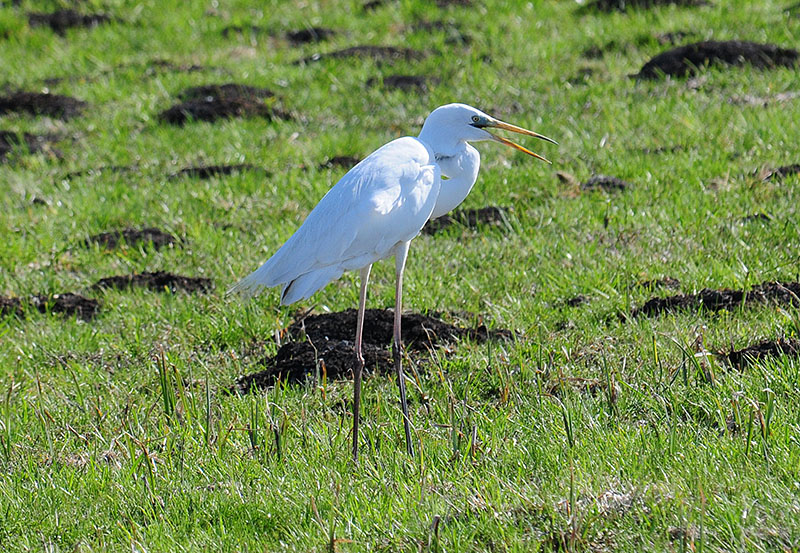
[0,92,87,120]
[580,0,707,12]
[234,309,513,392]
[0,296,24,318]
[170,164,263,179]
[295,45,425,64]
[1,293,100,321]
[160,84,288,125]
[318,155,361,170]
[287,309,511,349]
[363,0,389,10]
[178,83,274,101]
[763,164,800,181]
[581,175,631,192]
[436,0,472,6]
[630,280,800,318]
[368,74,434,92]
[84,227,179,250]
[92,271,212,294]
[422,206,510,235]
[725,338,800,369]
[0,131,59,160]
[28,9,111,35]
[635,41,799,79]
[737,212,772,224]
[287,27,336,44]
[566,295,591,307]
[234,341,391,393]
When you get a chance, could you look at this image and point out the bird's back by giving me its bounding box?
[229,136,440,303]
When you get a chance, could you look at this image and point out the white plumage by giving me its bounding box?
[229,103,556,461]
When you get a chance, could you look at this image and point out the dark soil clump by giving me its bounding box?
[566,295,591,307]
[171,164,262,179]
[763,164,800,181]
[581,175,631,192]
[725,338,800,369]
[288,308,511,350]
[93,271,212,294]
[233,309,513,392]
[630,280,800,318]
[0,131,58,160]
[85,227,178,250]
[160,84,287,125]
[30,293,99,320]
[318,155,361,170]
[368,74,434,92]
[296,45,425,64]
[0,92,87,120]
[178,83,274,102]
[636,41,799,79]
[581,0,707,12]
[28,9,111,35]
[234,341,391,393]
[286,27,336,44]
[423,206,509,235]
[0,296,24,318]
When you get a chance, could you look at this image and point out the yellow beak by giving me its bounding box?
[486,120,557,164]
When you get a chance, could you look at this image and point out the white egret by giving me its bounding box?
[230,103,556,461]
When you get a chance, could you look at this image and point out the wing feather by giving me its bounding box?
[228,137,439,300]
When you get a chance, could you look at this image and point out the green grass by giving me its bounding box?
[2,0,800,550]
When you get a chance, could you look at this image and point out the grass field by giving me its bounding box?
[2,0,800,550]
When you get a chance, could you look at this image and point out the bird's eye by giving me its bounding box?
[471,116,480,123]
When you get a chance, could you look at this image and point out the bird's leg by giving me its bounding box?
[393,241,414,457]
[352,265,372,464]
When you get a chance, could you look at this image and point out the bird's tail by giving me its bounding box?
[226,262,278,299]
[279,266,342,305]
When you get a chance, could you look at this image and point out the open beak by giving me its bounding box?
[485,120,558,164]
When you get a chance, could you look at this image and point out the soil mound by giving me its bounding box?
[630,280,800,318]
[160,84,288,125]
[0,131,58,160]
[84,227,178,250]
[92,271,212,293]
[368,74,433,92]
[725,338,800,369]
[171,164,262,179]
[318,155,361,170]
[581,175,631,192]
[234,309,513,392]
[286,27,336,44]
[636,41,799,79]
[0,296,24,318]
[763,164,800,181]
[580,0,706,11]
[234,340,391,393]
[28,9,111,34]
[423,206,509,235]
[0,92,87,120]
[296,45,424,64]
[2,293,100,320]
[178,84,274,101]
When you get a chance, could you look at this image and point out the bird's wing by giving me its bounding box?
[229,137,439,297]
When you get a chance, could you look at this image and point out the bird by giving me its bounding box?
[229,103,556,462]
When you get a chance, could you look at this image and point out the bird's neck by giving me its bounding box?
[429,142,480,219]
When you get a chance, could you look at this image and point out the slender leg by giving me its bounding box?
[352,265,372,463]
[393,241,414,456]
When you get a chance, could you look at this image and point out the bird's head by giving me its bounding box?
[420,103,557,163]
